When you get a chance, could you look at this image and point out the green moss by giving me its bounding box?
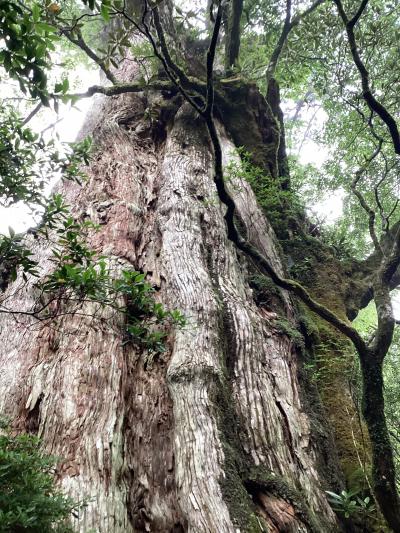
[217,82,280,174]
[299,303,372,489]
[298,310,320,344]
[244,467,327,533]
[248,274,282,297]
[272,316,305,351]
[248,273,286,313]
[212,370,335,532]
[213,378,268,532]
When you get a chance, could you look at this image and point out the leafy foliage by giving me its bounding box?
[21,196,186,351]
[0,0,58,102]
[0,229,38,286]
[0,421,82,532]
[0,108,92,208]
[326,489,376,519]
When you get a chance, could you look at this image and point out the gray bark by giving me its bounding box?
[0,83,340,531]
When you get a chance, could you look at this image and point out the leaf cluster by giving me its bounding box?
[0,420,82,532]
[0,1,59,101]
[36,205,185,351]
[0,108,92,208]
[326,489,376,519]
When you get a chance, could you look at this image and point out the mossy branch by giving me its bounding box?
[69,79,175,99]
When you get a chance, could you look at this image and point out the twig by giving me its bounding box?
[334,0,400,154]
[61,28,117,84]
[22,102,42,126]
[267,0,325,81]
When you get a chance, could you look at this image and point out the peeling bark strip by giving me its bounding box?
[0,85,339,531]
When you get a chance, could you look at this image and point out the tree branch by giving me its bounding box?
[22,102,42,126]
[348,0,369,28]
[151,5,191,87]
[266,0,325,81]
[61,28,117,84]
[204,0,224,116]
[225,0,244,70]
[382,225,400,284]
[351,142,384,255]
[334,0,400,154]
[69,80,175,100]
[371,279,395,357]
[266,0,292,82]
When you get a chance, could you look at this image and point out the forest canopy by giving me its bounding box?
[1,0,400,531]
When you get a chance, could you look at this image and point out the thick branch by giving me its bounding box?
[22,102,42,126]
[151,6,191,87]
[69,80,175,99]
[371,279,394,356]
[348,0,369,27]
[266,0,292,82]
[205,0,224,115]
[351,143,383,255]
[224,0,244,70]
[382,225,400,284]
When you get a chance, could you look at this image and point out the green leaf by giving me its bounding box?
[35,22,58,34]
[61,77,69,92]
[32,3,40,23]
[100,3,110,22]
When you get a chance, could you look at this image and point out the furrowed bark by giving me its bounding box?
[1,2,399,531]
[0,74,340,531]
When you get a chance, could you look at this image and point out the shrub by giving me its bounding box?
[0,421,82,532]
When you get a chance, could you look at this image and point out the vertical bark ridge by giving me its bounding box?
[157,107,234,532]
[218,133,336,522]
[0,88,342,532]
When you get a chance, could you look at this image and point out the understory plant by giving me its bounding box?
[0,420,82,532]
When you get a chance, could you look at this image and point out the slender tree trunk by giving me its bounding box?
[0,71,343,531]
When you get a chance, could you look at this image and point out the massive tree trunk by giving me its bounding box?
[0,65,347,531]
